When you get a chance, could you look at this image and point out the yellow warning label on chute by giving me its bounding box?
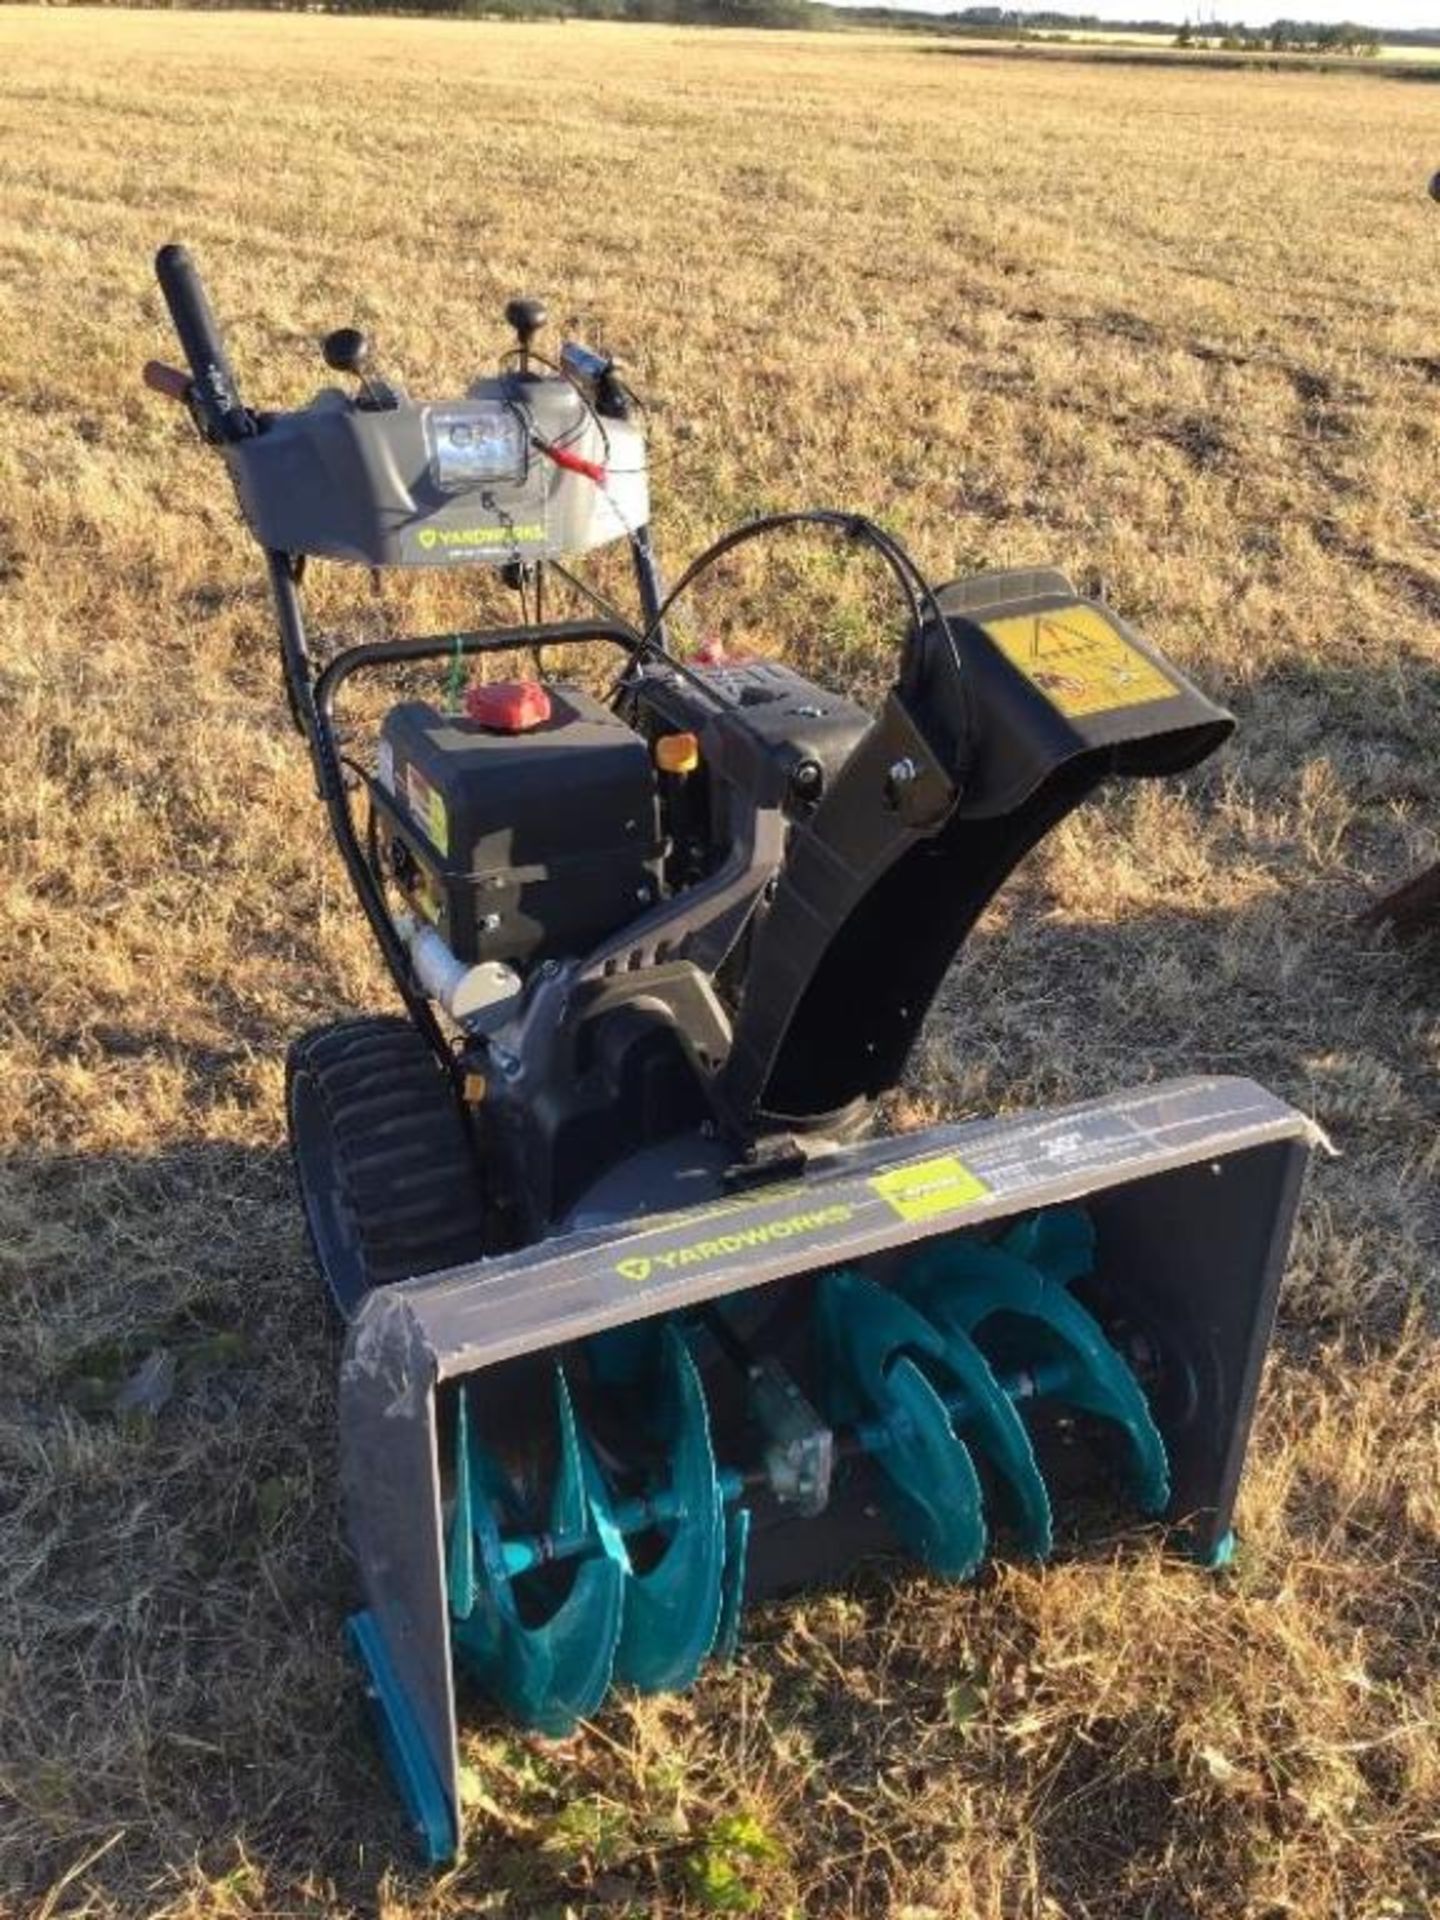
[982,604,1177,720]
[870,1155,989,1223]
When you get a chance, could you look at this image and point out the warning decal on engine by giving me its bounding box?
[870,1155,990,1223]
[404,763,449,854]
[982,604,1178,719]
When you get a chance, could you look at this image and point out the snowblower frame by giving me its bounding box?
[146,245,1316,1867]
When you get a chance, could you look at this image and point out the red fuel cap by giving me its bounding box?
[465,680,553,732]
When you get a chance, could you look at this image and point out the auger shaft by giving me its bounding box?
[855,1350,1080,1452]
[500,1467,747,1577]
[495,1352,1084,1578]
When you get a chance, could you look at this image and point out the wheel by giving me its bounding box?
[285,1015,490,1318]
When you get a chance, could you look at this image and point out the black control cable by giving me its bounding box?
[619,508,979,762]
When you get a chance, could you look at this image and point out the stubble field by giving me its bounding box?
[1,10,1438,1917]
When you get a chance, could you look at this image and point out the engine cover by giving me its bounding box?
[373,690,662,967]
[629,658,873,817]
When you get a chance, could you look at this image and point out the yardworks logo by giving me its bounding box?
[614,1204,854,1284]
[415,523,544,553]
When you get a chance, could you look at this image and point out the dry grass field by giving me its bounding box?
[1,9,1439,1917]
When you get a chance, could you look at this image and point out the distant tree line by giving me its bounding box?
[31,0,825,20]
[837,6,1189,32]
[824,7,1435,49]
[1173,15,1383,52]
[26,0,1439,48]
[320,0,823,19]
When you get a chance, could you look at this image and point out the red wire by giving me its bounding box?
[535,438,606,487]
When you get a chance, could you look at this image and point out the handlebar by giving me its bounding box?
[154,243,253,442]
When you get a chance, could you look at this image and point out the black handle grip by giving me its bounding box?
[154,243,251,441]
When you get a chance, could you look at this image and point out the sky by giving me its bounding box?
[833,0,1438,29]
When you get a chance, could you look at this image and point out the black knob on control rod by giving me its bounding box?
[323,326,371,377]
[504,297,548,362]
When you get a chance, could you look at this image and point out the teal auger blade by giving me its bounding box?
[448,1369,626,1736]
[714,1504,751,1665]
[830,1262,1051,1559]
[913,1311,1052,1560]
[448,1382,478,1622]
[585,1319,667,1389]
[904,1214,1171,1517]
[1000,1206,1096,1287]
[814,1271,986,1579]
[877,1356,988,1578]
[610,1322,728,1693]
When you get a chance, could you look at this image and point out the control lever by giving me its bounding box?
[504,296,547,373]
[322,327,397,409]
[143,360,192,403]
[142,358,212,442]
[560,339,633,421]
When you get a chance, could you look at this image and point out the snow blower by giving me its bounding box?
[147,245,1314,1864]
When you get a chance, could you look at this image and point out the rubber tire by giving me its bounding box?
[286,1014,490,1319]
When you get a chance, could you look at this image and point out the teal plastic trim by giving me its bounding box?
[348,1610,459,1868]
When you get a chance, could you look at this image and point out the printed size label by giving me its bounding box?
[614,1204,855,1284]
[982,604,1177,719]
[870,1155,989,1223]
[404,762,449,854]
